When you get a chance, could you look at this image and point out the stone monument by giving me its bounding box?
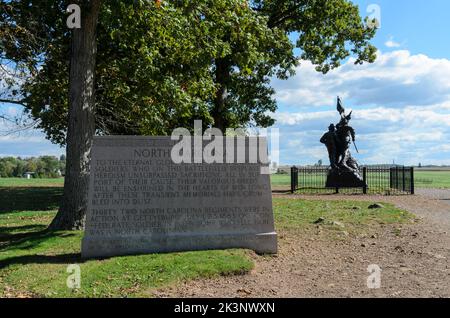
[81,136,277,258]
[320,97,366,188]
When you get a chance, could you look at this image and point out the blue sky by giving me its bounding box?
[355,0,450,59]
[1,1,450,165]
[271,0,450,165]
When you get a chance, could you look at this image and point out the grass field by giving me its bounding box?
[0,178,413,297]
[414,170,450,188]
[271,174,291,187]
[270,170,450,189]
[0,178,64,188]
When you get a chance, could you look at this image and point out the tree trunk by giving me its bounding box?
[212,58,232,132]
[49,0,101,231]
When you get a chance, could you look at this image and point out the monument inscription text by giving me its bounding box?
[81,136,277,258]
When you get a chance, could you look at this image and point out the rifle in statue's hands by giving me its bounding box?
[353,140,359,153]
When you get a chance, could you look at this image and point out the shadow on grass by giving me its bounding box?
[0,224,47,236]
[0,187,63,213]
[0,253,82,270]
[0,229,77,250]
[0,228,84,270]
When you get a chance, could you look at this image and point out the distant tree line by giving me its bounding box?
[0,155,66,178]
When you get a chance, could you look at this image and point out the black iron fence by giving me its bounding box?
[290,166,414,195]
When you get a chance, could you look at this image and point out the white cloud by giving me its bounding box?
[385,36,401,48]
[271,49,450,165]
[273,50,450,109]
[0,117,64,158]
[1,49,449,165]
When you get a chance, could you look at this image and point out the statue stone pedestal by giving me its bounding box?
[325,167,366,188]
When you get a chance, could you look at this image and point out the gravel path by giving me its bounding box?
[155,189,450,298]
[397,189,450,229]
[416,188,450,202]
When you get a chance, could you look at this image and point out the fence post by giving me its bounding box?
[410,167,415,195]
[362,167,367,194]
[290,166,296,194]
[389,168,393,189]
[395,167,399,190]
[402,166,406,192]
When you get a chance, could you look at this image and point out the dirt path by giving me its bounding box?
[155,190,450,298]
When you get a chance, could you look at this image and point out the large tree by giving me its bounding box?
[1,0,377,229]
[2,0,221,229]
[3,0,225,143]
[208,0,377,130]
[48,0,102,230]
[2,0,377,140]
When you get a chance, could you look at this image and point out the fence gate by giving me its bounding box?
[389,166,414,194]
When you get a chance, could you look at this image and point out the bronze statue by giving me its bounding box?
[320,124,337,169]
[320,97,366,188]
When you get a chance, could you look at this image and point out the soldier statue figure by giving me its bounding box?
[320,124,337,169]
[320,97,366,188]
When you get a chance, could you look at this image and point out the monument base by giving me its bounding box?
[82,232,278,259]
[325,168,366,188]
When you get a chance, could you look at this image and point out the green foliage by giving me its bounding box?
[254,0,377,73]
[0,156,64,178]
[1,0,377,144]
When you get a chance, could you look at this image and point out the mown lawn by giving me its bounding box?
[0,184,253,297]
[0,179,414,298]
[0,219,252,298]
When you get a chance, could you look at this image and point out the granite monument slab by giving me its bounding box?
[81,136,277,258]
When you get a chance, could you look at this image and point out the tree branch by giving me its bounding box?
[0,98,26,106]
